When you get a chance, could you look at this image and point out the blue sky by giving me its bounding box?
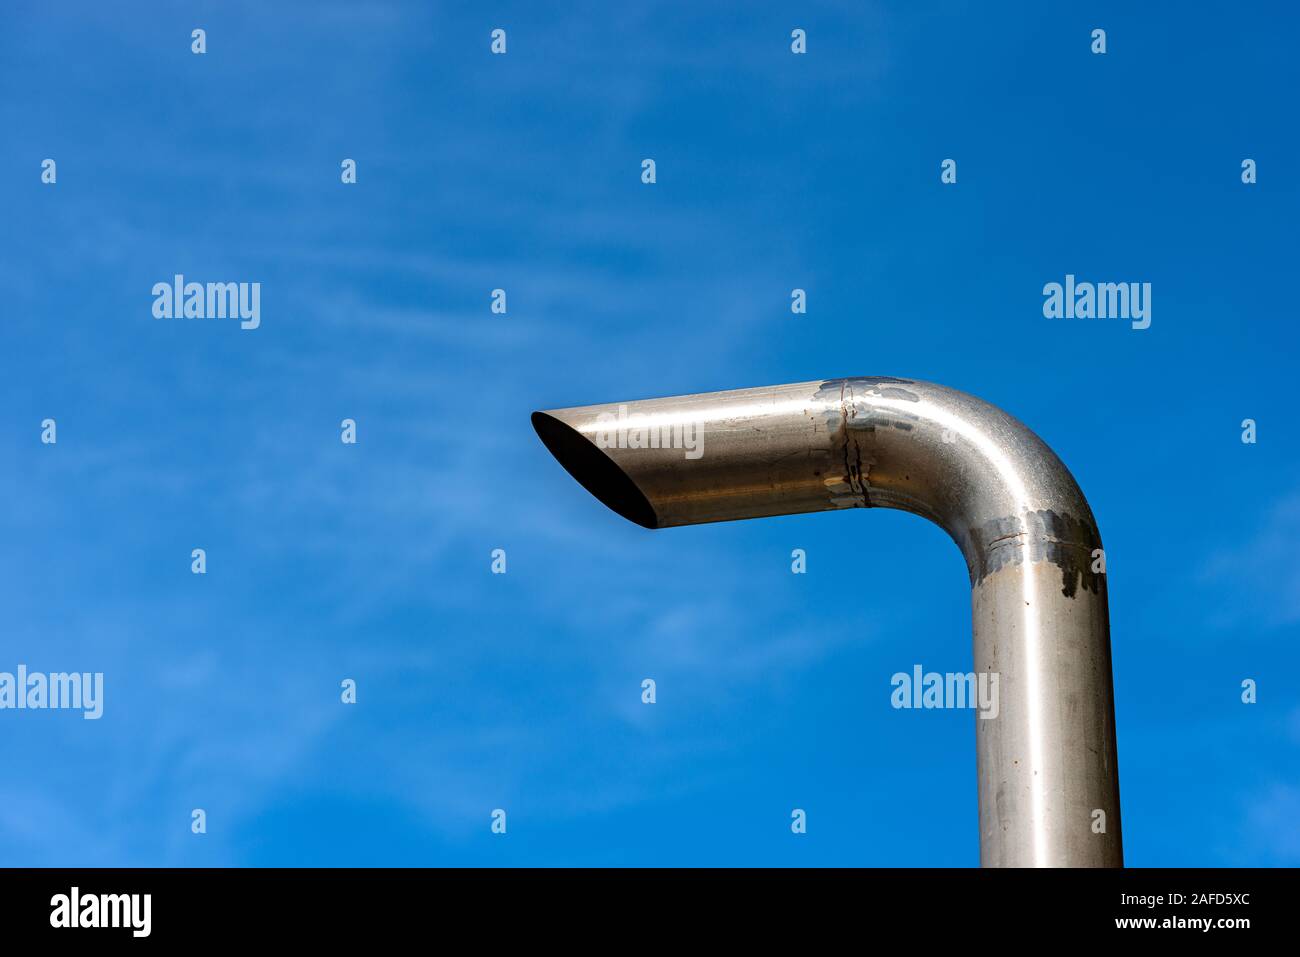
[0,1,1296,866]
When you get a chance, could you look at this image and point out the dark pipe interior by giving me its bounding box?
[531,412,659,530]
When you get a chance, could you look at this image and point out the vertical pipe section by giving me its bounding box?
[532,377,1122,866]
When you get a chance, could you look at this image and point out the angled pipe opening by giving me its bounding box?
[531,411,659,529]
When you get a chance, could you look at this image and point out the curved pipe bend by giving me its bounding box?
[533,376,1122,867]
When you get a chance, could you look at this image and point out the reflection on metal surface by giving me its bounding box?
[533,377,1122,867]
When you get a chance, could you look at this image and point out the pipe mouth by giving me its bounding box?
[531,412,659,530]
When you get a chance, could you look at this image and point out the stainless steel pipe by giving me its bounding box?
[532,376,1122,867]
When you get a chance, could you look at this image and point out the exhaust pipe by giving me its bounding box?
[532,376,1122,867]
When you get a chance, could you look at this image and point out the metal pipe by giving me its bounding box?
[532,376,1122,867]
